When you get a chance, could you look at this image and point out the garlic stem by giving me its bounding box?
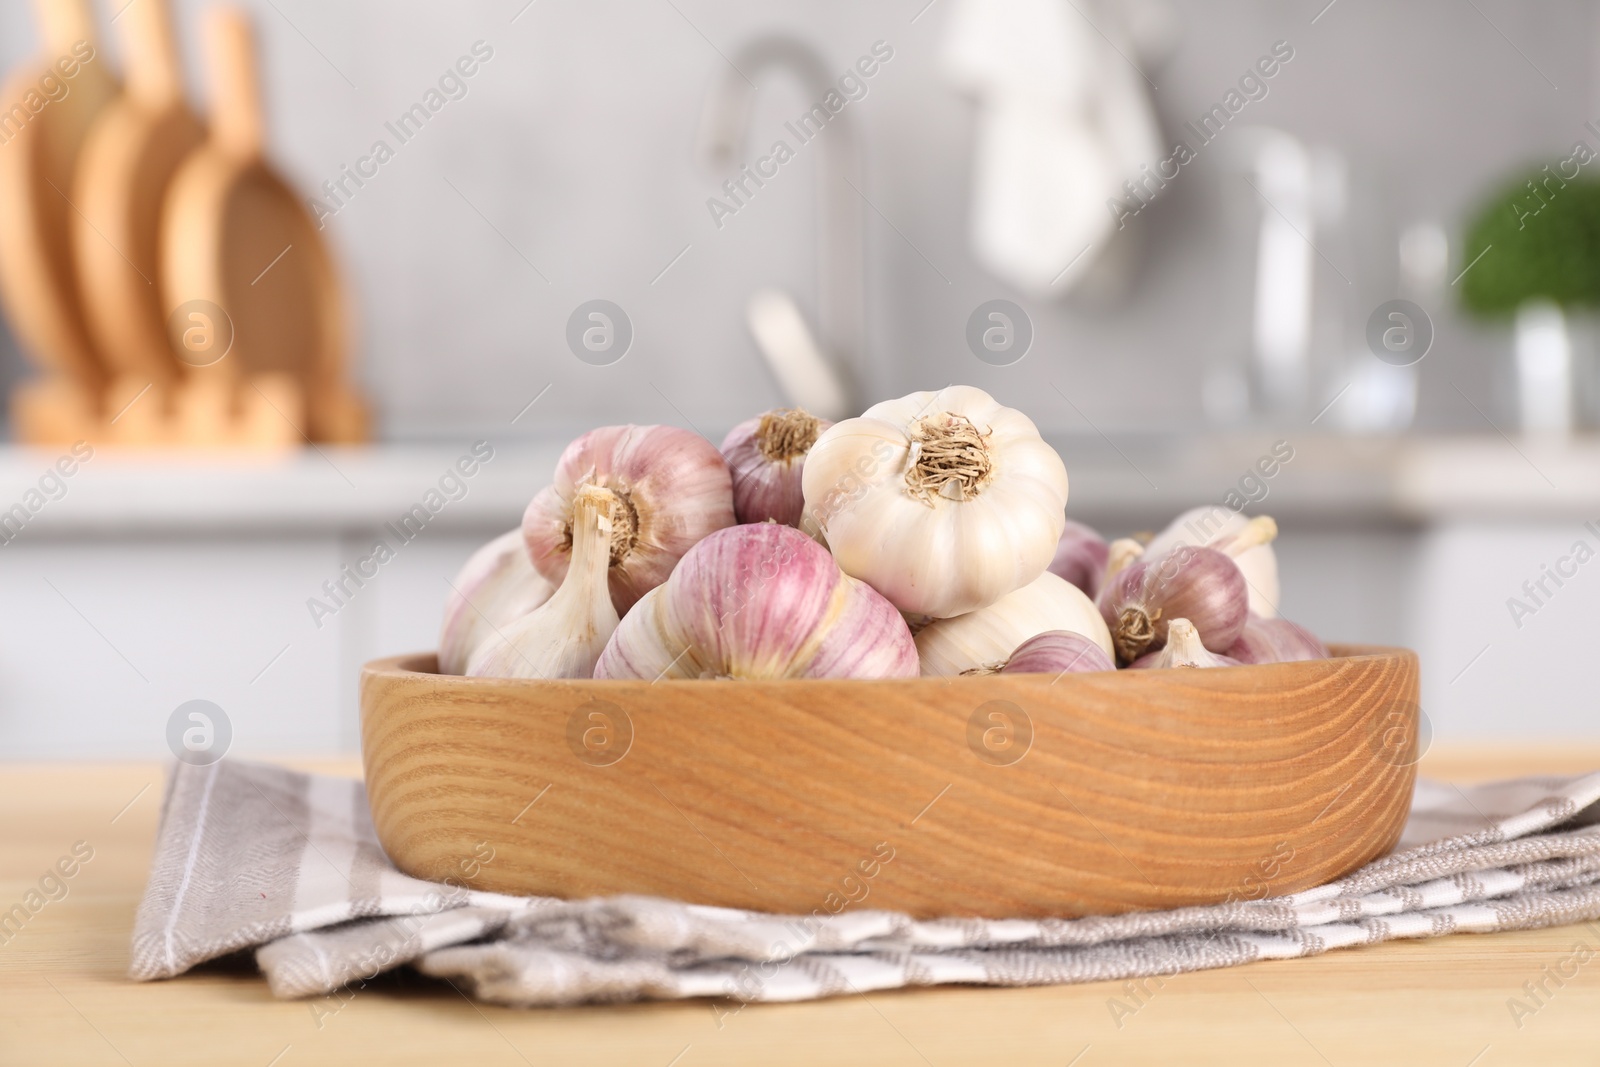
[566,484,617,599]
[1162,619,1209,666]
[1216,515,1278,558]
[524,424,736,613]
[1105,538,1144,583]
[1129,618,1240,670]
[469,484,621,679]
[593,489,639,567]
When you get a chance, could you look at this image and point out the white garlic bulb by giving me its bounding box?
[469,486,621,679]
[915,571,1113,677]
[801,385,1069,618]
[438,529,555,675]
[594,523,918,681]
[523,424,736,614]
[1144,506,1280,618]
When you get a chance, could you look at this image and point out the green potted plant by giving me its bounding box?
[1459,164,1600,434]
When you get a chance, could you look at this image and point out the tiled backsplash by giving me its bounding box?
[1,0,1593,439]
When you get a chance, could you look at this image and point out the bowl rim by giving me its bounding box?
[362,643,1411,687]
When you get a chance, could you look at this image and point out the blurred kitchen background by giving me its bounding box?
[2,0,1598,755]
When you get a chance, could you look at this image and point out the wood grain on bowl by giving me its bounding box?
[360,646,1418,919]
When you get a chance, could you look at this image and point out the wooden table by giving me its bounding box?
[3,747,1599,1067]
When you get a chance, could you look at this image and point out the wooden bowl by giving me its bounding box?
[360,646,1420,919]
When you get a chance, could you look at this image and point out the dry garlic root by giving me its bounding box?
[720,408,831,527]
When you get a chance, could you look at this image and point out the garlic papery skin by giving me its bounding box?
[1129,619,1241,669]
[1097,545,1249,665]
[1144,506,1281,618]
[997,629,1115,676]
[438,529,555,675]
[593,523,918,681]
[915,571,1113,677]
[1227,614,1330,664]
[1049,519,1111,600]
[523,425,736,614]
[800,385,1069,618]
[470,486,621,679]
[720,408,832,527]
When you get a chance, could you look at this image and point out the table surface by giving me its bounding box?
[4,747,1600,1067]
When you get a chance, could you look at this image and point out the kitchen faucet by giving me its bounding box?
[697,35,861,420]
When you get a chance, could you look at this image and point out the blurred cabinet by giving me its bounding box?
[0,529,494,757]
[0,443,553,758]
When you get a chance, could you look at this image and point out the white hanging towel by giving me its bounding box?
[942,0,1165,298]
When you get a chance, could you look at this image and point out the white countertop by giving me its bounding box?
[3,435,1597,536]
[0,442,564,536]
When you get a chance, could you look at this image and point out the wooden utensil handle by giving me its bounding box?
[122,0,184,106]
[33,0,98,55]
[203,6,264,159]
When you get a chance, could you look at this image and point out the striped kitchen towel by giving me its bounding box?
[130,759,1600,1007]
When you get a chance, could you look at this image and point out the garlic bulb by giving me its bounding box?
[1144,506,1281,618]
[1097,545,1249,665]
[524,425,736,613]
[438,529,555,675]
[801,385,1069,618]
[469,486,621,679]
[915,571,1113,677]
[720,408,832,527]
[594,523,917,681]
[1227,614,1330,664]
[1129,619,1241,670]
[1048,519,1111,600]
[997,630,1115,675]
